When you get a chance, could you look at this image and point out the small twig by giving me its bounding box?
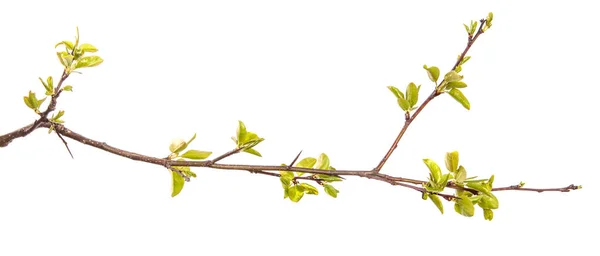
[492,184,580,193]
[372,19,489,174]
[55,129,74,159]
[209,148,242,164]
[166,165,190,182]
[288,150,303,168]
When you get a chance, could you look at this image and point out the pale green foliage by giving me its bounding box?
[422,151,498,220]
[167,133,211,197]
[388,82,421,112]
[232,120,264,157]
[280,154,341,202]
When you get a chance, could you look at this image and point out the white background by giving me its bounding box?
[1,1,598,255]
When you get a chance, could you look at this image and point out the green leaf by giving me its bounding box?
[300,183,319,195]
[478,193,499,209]
[455,166,467,184]
[181,150,212,160]
[79,43,98,53]
[55,40,74,51]
[444,151,459,172]
[443,71,463,83]
[446,81,467,89]
[488,174,495,187]
[387,85,404,99]
[315,153,330,170]
[316,174,343,182]
[186,133,197,147]
[171,170,185,197]
[423,159,442,183]
[56,51,74,68]
[236,120,247,146]
[483,208,494,221]
[243,148,262,157]
[466,182,492,197]
[460,56,471,65]
[74,56,103,69]
[296,157,317,168]
[454,195,475,217]
[23,96,34,109]
[63,85,73,92]
[397,97,411,111]
[40,77,54,95]
[429,194,444,214]
[280,177,292,189]
[423,65,440,83]
[406,82,420,107]
[323,184,339,198]
[288,185,304,202]
[279,171,294,188]
[169,138,187,154]
[448,88,470,110]
[437,173,451,188]
[53,110,65,120]
[463,24,470,34]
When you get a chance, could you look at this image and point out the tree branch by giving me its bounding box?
[372,19,489,173]
[22,122,576,197]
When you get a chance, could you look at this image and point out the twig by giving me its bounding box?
[55,129,74,159]
[492,184,580,193]
[210,148,242,164]
[372,19,489,173]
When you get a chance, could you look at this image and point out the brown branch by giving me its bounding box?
[25,121,578,199]
[492,184,580,193]
[0,15,580,204]
[372,19,489,173]
[209,148,242,164]
[55,128,74,159]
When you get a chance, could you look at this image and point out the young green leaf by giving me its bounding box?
[387,85,404,99]
[171,170,185,197]
[423,159,442,183]
[79,43,98,53]
[243,148,262,157]
[56,51,74,68]
[454,195,475,217]
[437,173,451,188]
[55,40,74,51]
[186,133,197,147]
[181,150,212,160]
[406,82,420,107]
[300,183,319,195]
[423,65,440,83]
[280,171,294,188]
[169,138,187,154]
[323,184,339,198]
[315,153,330,170]
[63,85,73,92]
[23,95,34,109]
[74,56,104,69]
[455,166,467,184]
[288,185,304,202]
[444,71,463,83]
[446,81,467,89]
[448,88,470,110]
[460,56,471,65]
[483,208,494,221]
[397,97,411,111]
[466,182,492,197]
[478,193,499,209]
[429,194,444,214]
[236,120,247,146]
[316,174,343,182]
[444,151,459,172]
[295,157,317,168]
